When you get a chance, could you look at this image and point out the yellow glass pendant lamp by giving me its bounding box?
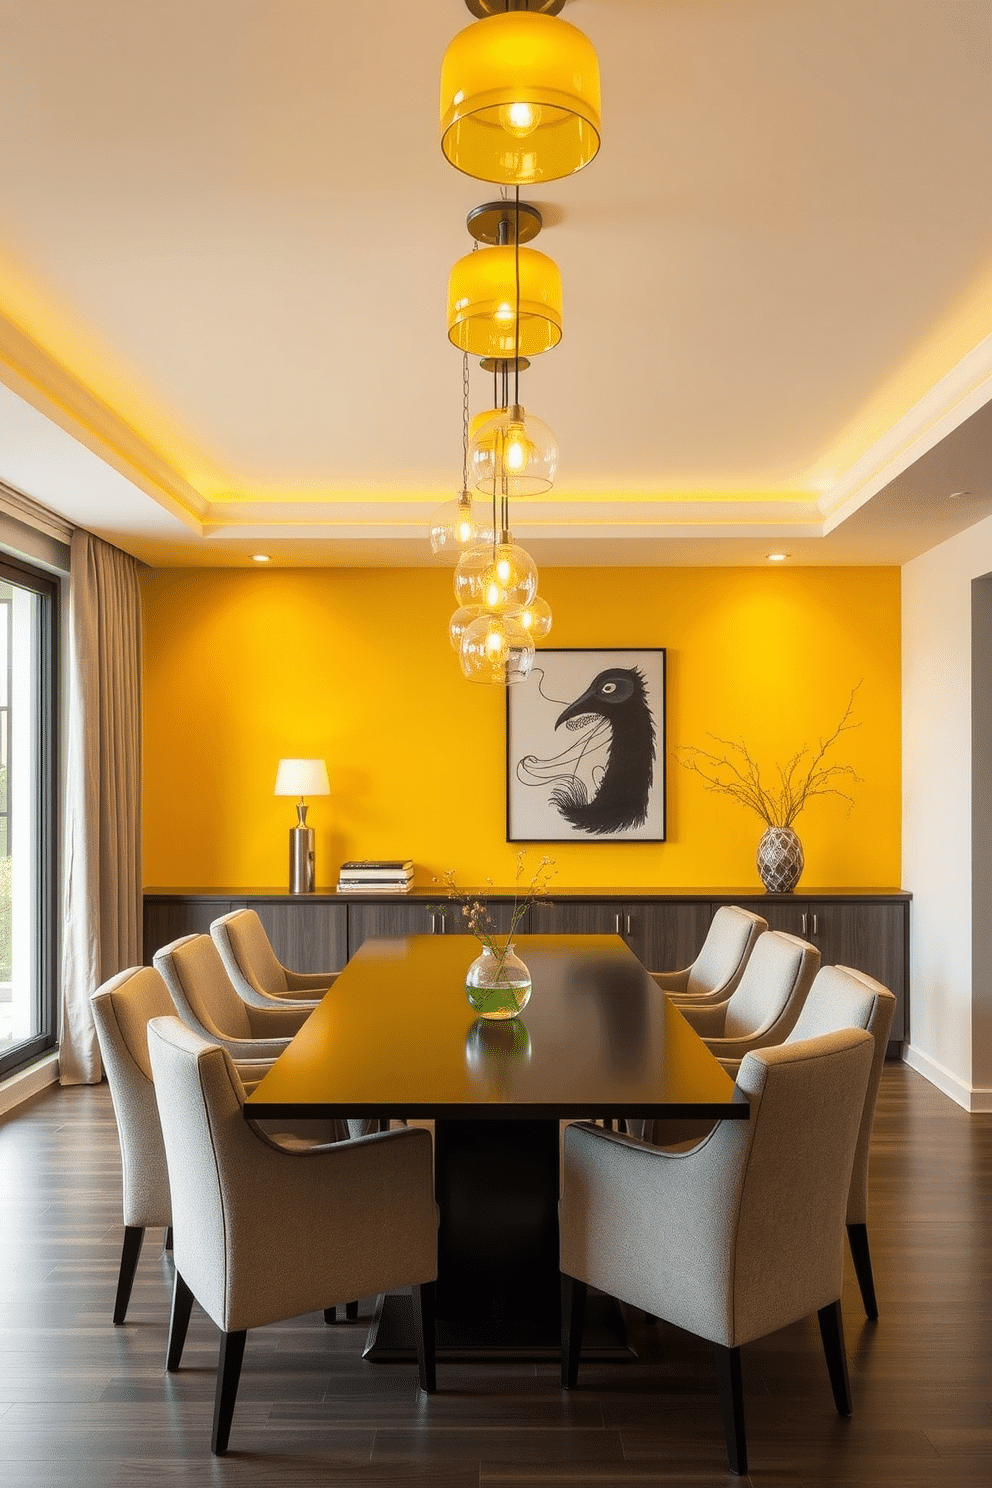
[448,245,562,359]
[440,10,601,185]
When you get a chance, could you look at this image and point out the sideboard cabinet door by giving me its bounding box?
[624,902,713,975]
[528,901,620,936]
[731,897,907,1043]
[143,899,244,965]
[255,902,348,974]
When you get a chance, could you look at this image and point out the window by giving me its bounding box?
[0,555,58,1076]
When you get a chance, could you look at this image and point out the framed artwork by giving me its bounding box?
[506,648,666,843]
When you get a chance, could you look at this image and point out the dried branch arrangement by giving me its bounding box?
[678,686,862,829]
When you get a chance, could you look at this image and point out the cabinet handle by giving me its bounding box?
[812,913,819,935]
[801,913,808,934]
[625,914,633,936]
[430,911,439,935]
[615,913,623,935]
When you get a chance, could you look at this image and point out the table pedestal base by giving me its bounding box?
[364,1116,633,1361]
[363,1289,633,1362]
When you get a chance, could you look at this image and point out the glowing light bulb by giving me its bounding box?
[519,595,553,639]
[485,581,501,608]
[494,301,515,323]
[499,101,542,138]
[496,557,511,584]
[486,627,505,656]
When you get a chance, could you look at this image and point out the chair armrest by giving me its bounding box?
[650,968,690,993]
[226,1125,439,1323]
[232,1057,274,1095]
[702,1032,775,1060]
[284,970,338,994]
[718,1055,743,1079]
[676,1002,728,1037]
[244,1003,314,1038]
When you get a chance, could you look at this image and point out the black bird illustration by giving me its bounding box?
[547,667,656,834]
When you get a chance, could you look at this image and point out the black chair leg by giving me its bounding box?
[323,1301,360,1324]
[560,1273,587,1389]
[113,1225,145,1325]
[164,1226,174,1252]
[411,1281,437,1394]
[211,1329,247,1455]
[712,1343,747,1476]
[818,1299,853,1416]
[166,1271,195,1373]
[847,1222,878,1319]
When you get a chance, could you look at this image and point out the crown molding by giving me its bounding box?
[0,312,206,533]
[820,332,992,534]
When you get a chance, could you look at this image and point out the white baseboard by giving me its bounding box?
[903,1043,992,1111]
[0,1051,60,1117]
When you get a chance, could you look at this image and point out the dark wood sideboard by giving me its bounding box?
[144,885,910,1052]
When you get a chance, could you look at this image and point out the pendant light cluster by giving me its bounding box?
[428,0,601,686]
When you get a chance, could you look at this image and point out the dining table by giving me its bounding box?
[243,931,748,1358]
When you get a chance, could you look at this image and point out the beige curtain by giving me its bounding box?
[59,530,143,1085]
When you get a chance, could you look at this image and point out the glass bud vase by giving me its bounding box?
[465,943,532,1021]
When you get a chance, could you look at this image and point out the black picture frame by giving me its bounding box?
[505,648,667,843]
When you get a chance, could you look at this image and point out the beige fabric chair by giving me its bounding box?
[211,908,336,1010]
[153,932,313,1058]
[90,964,317,1324]
[764,964,895,1319]
[651,905,767,1006]
[147,1015,439,1455]
[630,930,820,1146]
[560,1028,874,1475]
[155,932,376,1141]
[676,929,820,1059]
[90,966,176,1324]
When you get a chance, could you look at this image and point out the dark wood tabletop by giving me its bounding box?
[244,932,747,1123]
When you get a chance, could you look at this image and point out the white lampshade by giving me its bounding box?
[274,758,330,797]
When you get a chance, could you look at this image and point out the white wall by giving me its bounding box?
[902,512,992,1111]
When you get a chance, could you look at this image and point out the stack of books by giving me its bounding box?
[336,859,414,893]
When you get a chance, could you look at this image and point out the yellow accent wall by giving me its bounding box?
[140,565,901,890]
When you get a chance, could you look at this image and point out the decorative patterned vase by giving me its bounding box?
[756,825,804,893]
[465,943,532,1021]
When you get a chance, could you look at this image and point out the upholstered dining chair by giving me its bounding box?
[723,963,896,1320]
[147,1015,439,1455]
[90,963,314,1324]
[153,932,313,1058]
[675,928,820,1061]
[650,905,767,1006]
[560,1027,875,1476]
[211,908,335,1010]
[629,930,820,1146]
[154,933,377,1140]
[90,966,175,1324]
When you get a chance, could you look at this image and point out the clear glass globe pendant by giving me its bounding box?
[454,539,538,614]
[459,611,535,686]
[428,489,496,559]
[469,404,558,497]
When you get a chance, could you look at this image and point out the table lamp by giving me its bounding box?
[274,758,330,893]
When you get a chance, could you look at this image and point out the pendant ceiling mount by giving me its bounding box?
[467,200,543,246]
[465,1,567,16]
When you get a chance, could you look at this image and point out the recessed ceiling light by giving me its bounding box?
[252,553,271,563]
[767,552,788,562]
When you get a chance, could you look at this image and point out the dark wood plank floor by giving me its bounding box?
[0,1064,989,1487]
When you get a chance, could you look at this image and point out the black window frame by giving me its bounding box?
[0,553,59,1078]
